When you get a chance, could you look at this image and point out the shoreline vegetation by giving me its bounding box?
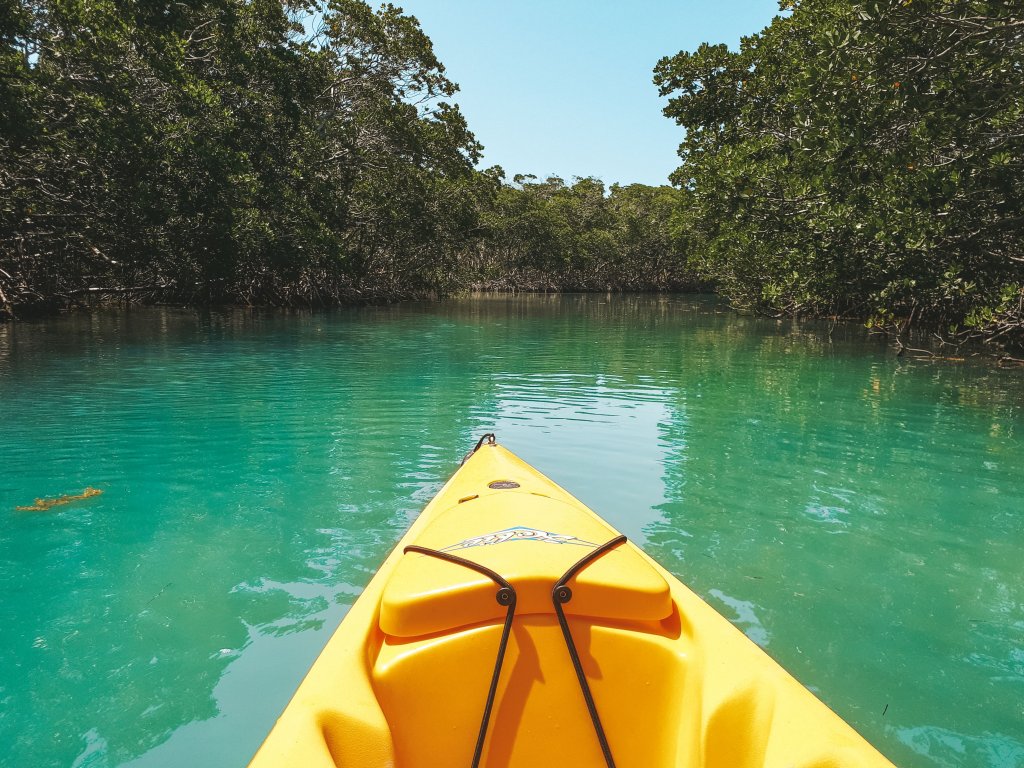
[2,0,1021,360]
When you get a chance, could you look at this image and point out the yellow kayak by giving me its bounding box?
[250,436,896,768]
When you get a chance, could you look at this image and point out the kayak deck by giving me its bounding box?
[249,440,895,767]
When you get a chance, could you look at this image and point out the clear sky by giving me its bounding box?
[393,0,781,187]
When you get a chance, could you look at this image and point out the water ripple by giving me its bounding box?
[0,297,1022,768]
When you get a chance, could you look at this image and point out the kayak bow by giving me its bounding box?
[250,436,896,768]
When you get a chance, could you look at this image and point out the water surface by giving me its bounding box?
[1,295,1021,767]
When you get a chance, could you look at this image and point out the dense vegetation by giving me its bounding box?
[655,0,1023,354]
[4,0,1022,356]
[474,176,697,292]
[1,0,486,316]
[0,0,689,320]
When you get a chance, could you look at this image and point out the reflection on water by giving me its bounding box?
[0,294,1022,768]
[897,726,1024,768]
[707,589,770,647]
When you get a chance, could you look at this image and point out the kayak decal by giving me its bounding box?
[443,527,597,551]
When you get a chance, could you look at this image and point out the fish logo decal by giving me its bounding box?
[444,526,596,551]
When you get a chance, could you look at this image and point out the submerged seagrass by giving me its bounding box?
[251,438,897,767]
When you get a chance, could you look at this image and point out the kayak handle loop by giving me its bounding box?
[403,545,516,768]
[462,433,497,464]
[551,534,628,768]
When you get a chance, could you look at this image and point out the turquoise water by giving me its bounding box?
[0,294,1021,768]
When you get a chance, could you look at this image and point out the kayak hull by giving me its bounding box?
[250,441,895,767]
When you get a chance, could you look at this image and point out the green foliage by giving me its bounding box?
[476,176,698,291]
[655,0,1024,352]
[0,0,480,314]
[1,0,692,316]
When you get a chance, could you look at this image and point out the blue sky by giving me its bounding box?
[394,0,781,186]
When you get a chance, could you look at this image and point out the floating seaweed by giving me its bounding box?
[16,487,103,512]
